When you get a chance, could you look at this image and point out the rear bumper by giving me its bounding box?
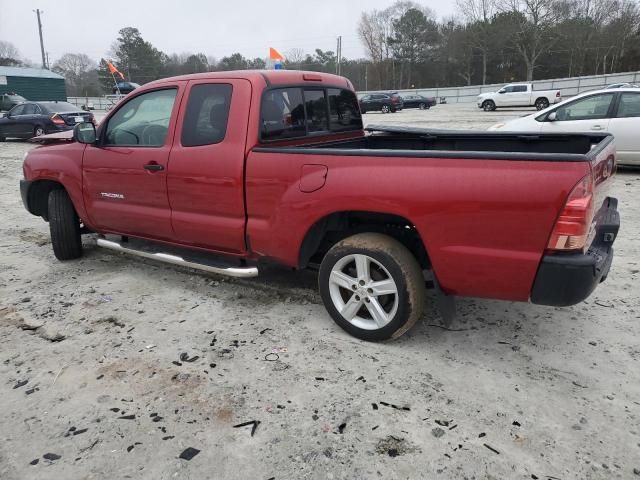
[531,197,620,307]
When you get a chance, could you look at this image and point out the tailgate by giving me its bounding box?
[590,137,616,214]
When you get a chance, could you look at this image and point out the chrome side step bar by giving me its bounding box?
[96,238,259,278]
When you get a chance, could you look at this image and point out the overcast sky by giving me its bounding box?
[0,0,458,66]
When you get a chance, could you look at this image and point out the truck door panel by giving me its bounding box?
[167,79,251,253]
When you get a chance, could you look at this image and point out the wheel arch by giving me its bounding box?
[298,210,431,271]
[25,179,66,221]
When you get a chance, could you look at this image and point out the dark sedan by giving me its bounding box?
[112,81,140,95]
[0,101,95,141]
[401,94,437,109]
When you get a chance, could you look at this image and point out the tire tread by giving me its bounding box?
[48,189,82,260]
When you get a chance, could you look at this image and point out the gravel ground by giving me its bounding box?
[1,104,639,480]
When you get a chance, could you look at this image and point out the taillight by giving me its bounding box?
[556,91,561,97]
[547,172,594,252]
[51,114,65,125]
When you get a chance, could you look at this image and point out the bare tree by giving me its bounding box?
[498,0,560,81]
[457,0,496,84]
[52,53,95,78]
[52,53,98,96]
[285,48,305,69]
[358,10,386,88]
[0,40,22,66]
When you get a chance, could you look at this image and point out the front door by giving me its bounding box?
[166,79,251,253]
[540,92,615,134]
[4,104,25,136]
[82,85,184,240]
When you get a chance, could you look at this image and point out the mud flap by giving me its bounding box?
[425,271,456,327]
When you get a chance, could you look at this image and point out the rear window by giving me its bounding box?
[40,102,80,113]
[328,88,361,131]
[261,87,362,141]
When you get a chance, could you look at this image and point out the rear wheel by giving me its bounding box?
[381,104,390,114]
[34,126,45,137]
[482,100,496,111]
[419,103,426,110]
[535,98,549,110]
[319,233,425,341]
[48,189,82,260]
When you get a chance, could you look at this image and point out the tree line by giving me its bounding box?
[2,0,640,96]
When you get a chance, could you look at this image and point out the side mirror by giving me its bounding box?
[498,89,506,94]
[547,112,557,122]
[73,122,97,144]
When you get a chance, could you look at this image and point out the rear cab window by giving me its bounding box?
[181,84,232,146]
[261,86,362,141]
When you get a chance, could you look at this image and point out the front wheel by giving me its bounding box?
[319,233,426,341]
[482,100,496,111]
[48,189,82,260]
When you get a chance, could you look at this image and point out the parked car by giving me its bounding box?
[20,70,619,342]
[112,81,140,95]
[489,87,640,166]
[388,92,404,110]
[359,93,401,113]
[401,94,437,109]
[0,92,26,111]
[0,101,95,141]
[477,83,562,111]
[605,82,638,89]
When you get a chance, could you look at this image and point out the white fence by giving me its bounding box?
[66,95,125,110]
[67,70,640,108]
[359,71,640,103]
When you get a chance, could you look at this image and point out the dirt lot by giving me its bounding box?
[1,104,639,480]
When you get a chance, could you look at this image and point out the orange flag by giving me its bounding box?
[107,62,125,80]
[269,48,284,61]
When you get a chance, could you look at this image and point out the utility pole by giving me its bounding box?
[336,36,342,76]
[34,9,47,69]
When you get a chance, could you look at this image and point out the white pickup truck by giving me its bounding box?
[477,83,561,111]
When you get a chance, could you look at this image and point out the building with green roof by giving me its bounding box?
[0,66,66,101]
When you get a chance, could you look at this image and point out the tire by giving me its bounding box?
[535,98,549,110]
[381,104,390,114]
[482,100,496,111]
[419,103,426,110]
[34,126,45,137]
[48,189,82,260]
[318,233,426,341]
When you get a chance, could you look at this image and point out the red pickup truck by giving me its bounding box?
[20,70,620,341]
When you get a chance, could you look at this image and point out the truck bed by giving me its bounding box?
[255,125,612,162]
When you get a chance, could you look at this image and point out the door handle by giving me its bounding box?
[144,162,164,171]
[591,125,604,130]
